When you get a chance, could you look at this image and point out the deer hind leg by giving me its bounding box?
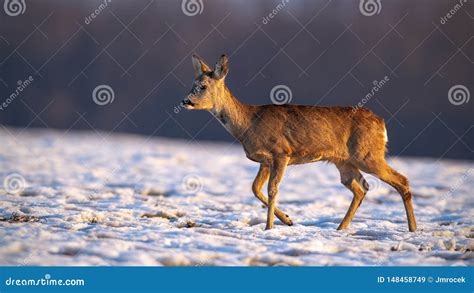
[252,164,293,226]
[336,163,368,230]
[357,159,417,232]
[265,157,289,230]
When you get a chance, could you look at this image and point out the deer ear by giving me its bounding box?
[192,54,211,77]
[213,54,229,80]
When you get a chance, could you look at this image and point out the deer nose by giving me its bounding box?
[181,98,194,106]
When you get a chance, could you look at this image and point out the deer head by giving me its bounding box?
[181,54,229,111]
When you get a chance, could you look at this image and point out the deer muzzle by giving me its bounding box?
[181,98,195,109]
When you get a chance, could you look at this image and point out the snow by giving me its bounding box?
[0,128,473,266]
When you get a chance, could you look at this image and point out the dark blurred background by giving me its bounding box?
[0,0,473,160]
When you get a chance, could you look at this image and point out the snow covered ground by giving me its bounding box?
[0,128,473,266]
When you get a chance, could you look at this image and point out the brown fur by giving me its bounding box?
[183,54,417,232]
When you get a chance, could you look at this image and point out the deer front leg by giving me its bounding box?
[252,164,293,226]
[266,157,289,230]
[336,163,368,230]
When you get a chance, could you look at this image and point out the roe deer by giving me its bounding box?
[182,54,417,232]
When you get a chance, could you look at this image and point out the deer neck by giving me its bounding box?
[209,86,252,139]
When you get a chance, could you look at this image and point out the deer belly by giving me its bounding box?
[289,152,324,165]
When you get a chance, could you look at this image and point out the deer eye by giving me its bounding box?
[200,84,207,90]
